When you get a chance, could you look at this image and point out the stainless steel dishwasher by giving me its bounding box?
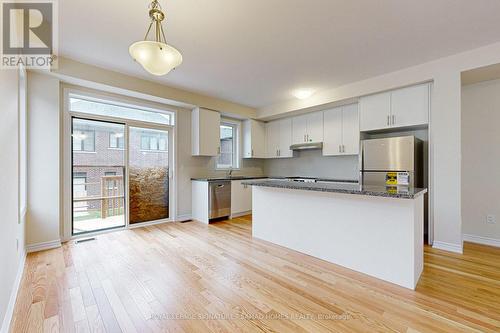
[208,180,231,219]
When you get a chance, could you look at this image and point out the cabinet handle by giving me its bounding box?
[278,149,281,156]
[251,149,254,157]
[339,145,341,153]
[304,134,306,142]
[392,115,395,125]
[387,115,390,126]
[307,134,310,142]
[218,146,221,154]
[342,145,345,153]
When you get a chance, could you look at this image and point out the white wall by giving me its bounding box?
[0,69,25,332]
[26,71,61,246]
[264,151,359,180]
[462,79,500,243]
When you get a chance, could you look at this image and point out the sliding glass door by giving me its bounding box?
[128,126,170,224]
[72,118,126,235]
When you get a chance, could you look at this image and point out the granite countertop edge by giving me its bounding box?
[241,180,427,199]
[191,176,359,183]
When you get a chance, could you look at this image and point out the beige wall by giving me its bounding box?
[0,69,25,331]
[462,79,500,242]
[52,57,257,118]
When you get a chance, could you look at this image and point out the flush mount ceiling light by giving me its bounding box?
[292,89,315,100]
[129,0,182,76]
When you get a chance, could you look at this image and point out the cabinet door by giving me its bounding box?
[306,111,324,142]
[192,108,221,156]
[243,120,267,158]
[359,92,391,131]
[341,104,360,155]
[252,120,267,157]
[266,120,280,158]
[292,115,308,144]
[278,118,293,158]
[322,107,343,156]
[230,180,252,215]
[390,84,429,128]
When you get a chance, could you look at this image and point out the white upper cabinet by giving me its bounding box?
[307,111,324,143]
[359,83,430,132]
[266,118,293,158]
[359,92,391,131]
[266,120,280,158]
[278,118,293,158]
[323,103,359,156]
[192,107,220,156]
[292,111,324,144]
[243,119,267,158]
[292,114,308,144]
[341,104,360,155]
[322,107,343,155]
[390,84,429,128]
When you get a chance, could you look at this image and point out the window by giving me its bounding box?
[104,171,117,176]
[69,96,174,125]
[141,132,167,151]
[217,122,239,169]
[73,130,95,152]
[73,172,87,196]
[109,132,124,149]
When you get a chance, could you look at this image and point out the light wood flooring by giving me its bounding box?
[10,215,500,332]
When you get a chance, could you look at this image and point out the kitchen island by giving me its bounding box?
[242,179,427,289]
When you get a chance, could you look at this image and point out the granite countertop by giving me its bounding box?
[191,176,359,183]
[241,179,427,199]
[191,176,268,181]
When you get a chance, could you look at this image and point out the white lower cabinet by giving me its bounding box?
[231,180,252,217]
[323,103,359,156]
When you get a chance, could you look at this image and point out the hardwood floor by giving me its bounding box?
[10,215,500,332]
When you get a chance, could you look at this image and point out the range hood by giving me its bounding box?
[289,142,323,151]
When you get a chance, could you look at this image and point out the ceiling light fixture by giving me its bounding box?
[293,89,315,100]
[129,0,182,76]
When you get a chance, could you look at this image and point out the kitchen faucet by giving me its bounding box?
[227,168,233,178]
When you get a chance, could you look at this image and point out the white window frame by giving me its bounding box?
[62,86,178,241]
[18,66,27,224]
[216,119,240,170]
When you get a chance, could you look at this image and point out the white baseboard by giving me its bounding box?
[432,241,463,254]
[1,250,26,333]
[176,214,192,222]
[463,234,500,248]
[26,239,61,253]
[230,211,252,219]
[128,219,172,229]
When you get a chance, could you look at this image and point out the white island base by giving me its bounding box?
[252,186,424,289]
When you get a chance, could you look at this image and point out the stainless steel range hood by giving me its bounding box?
[289,142,323,151]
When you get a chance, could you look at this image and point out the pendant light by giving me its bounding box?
[129,0,182,76]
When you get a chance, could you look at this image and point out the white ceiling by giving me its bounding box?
[61,0,500,108]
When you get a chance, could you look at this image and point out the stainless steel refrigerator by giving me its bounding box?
[361,135,428,242]
[360,136,423,188]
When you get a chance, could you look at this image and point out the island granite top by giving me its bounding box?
[242,179,427,199]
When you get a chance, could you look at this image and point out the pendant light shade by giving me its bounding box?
[129,0,182,76]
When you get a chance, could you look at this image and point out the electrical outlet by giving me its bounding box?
[486,215,496,224]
